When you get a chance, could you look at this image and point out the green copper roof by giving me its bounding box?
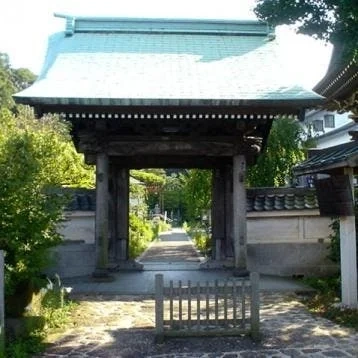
[14,15,323,108]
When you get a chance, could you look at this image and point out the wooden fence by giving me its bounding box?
[0,250,5,355]
[155,272,260,342]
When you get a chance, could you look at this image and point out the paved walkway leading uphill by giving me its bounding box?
[37,229,358,358]
[138,228,202,264]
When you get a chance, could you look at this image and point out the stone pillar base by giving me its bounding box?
[199,258,234,269]
[233,268,250,277]
[108,260,143,271]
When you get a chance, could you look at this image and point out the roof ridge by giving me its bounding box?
[54,13,273,37]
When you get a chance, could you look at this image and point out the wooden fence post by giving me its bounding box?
[155,274,164,343]
[0,250,5,355]
[250,272,260,341]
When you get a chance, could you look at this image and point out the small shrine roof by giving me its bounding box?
[294,140,358,176]
[15,15,322,109]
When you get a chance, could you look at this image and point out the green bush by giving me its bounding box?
[152,218,171,239]
[186,223,211,256]
[5,276,76,357]
[129,213,154,258]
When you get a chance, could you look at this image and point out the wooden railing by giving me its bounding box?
[155,272,260,342]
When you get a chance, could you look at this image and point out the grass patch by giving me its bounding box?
[5,278,78,357]
[301,276,358,330]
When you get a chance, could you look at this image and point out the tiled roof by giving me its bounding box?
[14,15,322,108]
[294,140,358,176]
[65,187,318,212]
[247,187,318,212]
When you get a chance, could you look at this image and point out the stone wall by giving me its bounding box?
[246,210,337,276]
[50,209,337,278]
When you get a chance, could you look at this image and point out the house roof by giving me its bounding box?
[293,140,358,176]
[314,44,358,114]
[14,15,323,109]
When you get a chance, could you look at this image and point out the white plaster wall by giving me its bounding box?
[60,209,332,245]
[247,209,332,243]
[58,211,95,244]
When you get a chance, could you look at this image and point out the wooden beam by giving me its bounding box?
[108,155,233,169]
[81,140,238,157]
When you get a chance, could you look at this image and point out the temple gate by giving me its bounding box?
[15,16,323,277]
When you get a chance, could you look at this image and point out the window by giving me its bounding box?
[324,114,335,128]
[312,119,324,132]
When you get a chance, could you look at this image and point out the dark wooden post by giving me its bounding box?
[233,154,248,276]
[116,168,129,261]
[212,168,225,260]
[155,274,164,343]
[93,152,109,277]
[224,164,234,258]
[108,165,117,263]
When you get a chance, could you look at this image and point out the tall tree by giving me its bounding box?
[254,0,358,59]
[247,116,305,187]
[180,169,212,221]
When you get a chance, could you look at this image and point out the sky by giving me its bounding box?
[0,0,333,89]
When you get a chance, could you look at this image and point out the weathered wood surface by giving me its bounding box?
[233,154,247,271]
[155,273,260,340]
[116,168,129,261]
[212,168,226,260]
[94,152,109,275]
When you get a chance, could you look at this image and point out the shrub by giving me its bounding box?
[129,213,153,258]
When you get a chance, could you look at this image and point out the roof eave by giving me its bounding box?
[13,95,324,110]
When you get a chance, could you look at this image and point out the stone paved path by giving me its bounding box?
[37,230,358,357]
[35,292,358,358]
[139,229,202,263]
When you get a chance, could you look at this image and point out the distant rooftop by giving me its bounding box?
[14,15,323,109]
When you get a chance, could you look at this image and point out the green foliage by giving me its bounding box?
[190,228,211,256]
[129,213,154,258]
[302,276,358,330]
[5,278,77,357]
[180,169,212,221]
[254,0,358,59]
[247,116,305,187]
[0,52,36,110]
[130,169,166,186]
[152,218,171,240]
[162,173,183,218]
[0,108,94,298]
[328,218,341,263]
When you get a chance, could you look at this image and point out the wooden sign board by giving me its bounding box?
[315,175,354,216]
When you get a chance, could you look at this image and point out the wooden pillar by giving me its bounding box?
[108,165,117,263]
[94,152,109,277]
[340,168,357,308]
[116,168,130,261]
[224,164,234,258]
[233,154,248,276]
[211,168,225,260]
